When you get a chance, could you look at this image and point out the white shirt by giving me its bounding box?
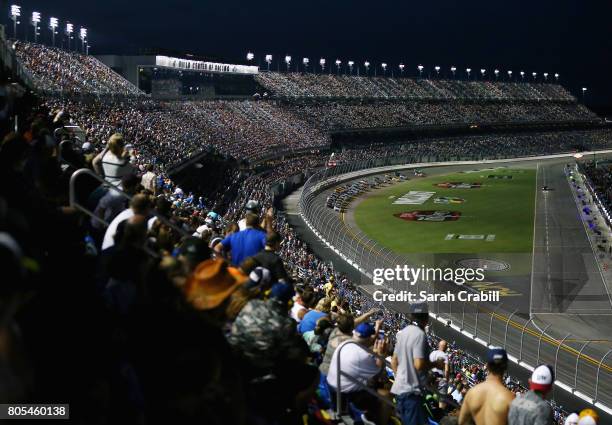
[141,171,156,192]
[101,151,133,187]
[429,349,448,377]
[290,302,306,322]
[238,217,247,231]
[102,208,134,250]
[327,340,380,393]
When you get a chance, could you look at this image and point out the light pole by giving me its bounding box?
[302,57,309,73]
[79,27,87,54]
[520,71,525,81]
[284,55,291,72]
[543,72,548,82]
[381,62,387,76]
[319,58,325,73]
[554,73,559,82]
[10,5,21,39]
[434,66,440,78]
[348,60,354,75]
[399,63,405,77]
[507,70,513,81]
[480,68,486,80]
[494,69,499,80]
[364,61,370,76]
[417,64,423,78]
[466,68,471,79]
[450,66,456,79]
[49,17,58,46]
[265,54,272,71]
[335,59,341,75]
[532,72,537,81]
[581,87,587,103]
[31,11,41,43]
[65,23,73,50]
[246,52,254,62]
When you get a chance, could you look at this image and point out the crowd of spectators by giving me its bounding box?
[2,90,608,423]
[581,161,612,213]
[285,101,597,131]
[256,72,577,101]
[12,41,144,96]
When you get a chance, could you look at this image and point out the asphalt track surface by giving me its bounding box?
[283,156,612,423]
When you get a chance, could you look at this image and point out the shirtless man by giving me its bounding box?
[458,347,515,425]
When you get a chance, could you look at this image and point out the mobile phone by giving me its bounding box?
[378,330,385,340]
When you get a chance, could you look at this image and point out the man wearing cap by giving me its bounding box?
[507,364,555,425]
[327,322,390,425]
[250,231,289,283]
[458,347,515,425]
[391,302,443,425]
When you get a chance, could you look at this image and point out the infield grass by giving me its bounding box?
[354,168,537,254]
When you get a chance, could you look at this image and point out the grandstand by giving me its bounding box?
[1,16,611,425]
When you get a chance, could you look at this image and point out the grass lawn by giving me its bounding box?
[354,168,537,255]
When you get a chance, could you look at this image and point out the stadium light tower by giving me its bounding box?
[79,27,87,53]
[381,62,387,76]
[335,59,341,75]
[494,69,500,80]
[65,23,73,50]
[319,58,325,73]
[49,17,58,46]
[417,64,423,78]
[450,66,456,79]
[554,73,559,82]
[284,55,291,72]
[246,52,254,61]
[480,68,486,79]
[434,66,440,77]
[507,70,513,80]
[582,87,587,103]
[302,57,309,73]
[364,61,370,75]
[31,11,41,43]
[10,5,21,39]
[466,68,471,79]
[399,63,405,76]
[520,71,525,81]
[543,72,548,81]
[348,60,354,74]
[265,54,272,71]
[532,71,537,81]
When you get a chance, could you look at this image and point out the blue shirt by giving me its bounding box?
[221,228,266,266]
[298,310,328,334]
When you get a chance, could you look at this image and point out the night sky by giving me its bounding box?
[5,0,612,107]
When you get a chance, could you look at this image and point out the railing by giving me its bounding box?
[299,153,612,413]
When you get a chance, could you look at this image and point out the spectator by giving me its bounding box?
[458,347,515,425]
[214,213,266,266]
[302,316,332,354]
[141,164,157,194]
[250,231,289,282]
[298,297,331,334]
[319,313,355,376]
[97,133,134,187]
[391,302,441,425]
[102,193,151,251]
[326,322,391,425]
[508,364,555,425]
[291,286,315,323]
[91,172,140,231]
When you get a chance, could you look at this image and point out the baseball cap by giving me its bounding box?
[486,347,508,364]
[245,200,260,212]
[564,413,579,425]
[353,322,376,339]
[81,141,92,152]
[246,266,272,289]
[409,301,428,314]
[578,409,599,425]
[529,364,554,392]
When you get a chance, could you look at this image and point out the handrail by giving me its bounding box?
[334,340,394,416]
